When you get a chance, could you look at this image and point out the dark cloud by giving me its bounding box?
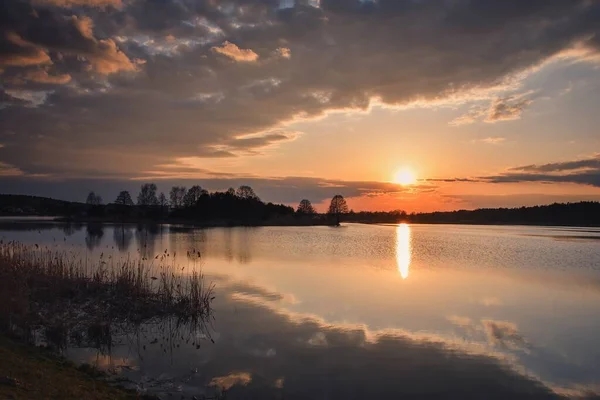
[481,155,600,187]
[483,171,600,187]
[445,194,600,209]
[0,2,137,76]
[511,155,600,173]
[32,0,122,8]
[426,155,600,188]
[1,0,600,182]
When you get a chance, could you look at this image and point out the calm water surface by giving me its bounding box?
[2,220,600,399]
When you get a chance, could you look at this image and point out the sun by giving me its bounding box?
[393,168,417,185]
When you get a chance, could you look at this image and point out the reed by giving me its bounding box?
[0,240,214,342]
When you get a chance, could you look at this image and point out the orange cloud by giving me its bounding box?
[25,69,72,84]
[0,33,52,67]
[275,47,291,59]
[212,41,259,62]
[68,16,138,74]
[209,372,252,390]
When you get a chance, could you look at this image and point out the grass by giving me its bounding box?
[0,334,150,400]
[0,240,214,343]
[0,240,216,398]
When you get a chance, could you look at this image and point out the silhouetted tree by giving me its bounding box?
[114,191,134,206]
[183,185,204,207]
[137,183,158,206]
[158,192,168,207]
[328,194,348,225]
[226,187,236,197]
[236,185,259,200]
[86,191,102,205]
[297,199,316,215]
[169,186,187,208]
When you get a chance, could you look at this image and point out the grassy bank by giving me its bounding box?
[0,334,149,400]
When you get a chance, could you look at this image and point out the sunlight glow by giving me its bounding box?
[393,168,417,185]
[395,223,411,279]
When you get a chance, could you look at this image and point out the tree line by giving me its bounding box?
[84,184,351,226]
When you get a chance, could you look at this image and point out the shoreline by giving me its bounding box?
[0,334,153,400]
[2,215,599,229]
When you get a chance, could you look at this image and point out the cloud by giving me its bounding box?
[447,315,474,330]
[3,89,51,107]
[23,69,72,84]
[1,0,600,180]
[209,372,252,390]
[0,8,138,77]
[510,155,600,173]
[0,32,52,67]
[486,95,533,123]
[444,194,600,209]
[481,155,600,188]
[212,41,259,62]
[220,131,300,154]
[450,93,534,126]
[429,155,600,189]
[482,319,528,351]
[33,0,122,8]
[0,161,23,177]
[275,47,291,59]
[478,137,506,145]
[449,107,484,126]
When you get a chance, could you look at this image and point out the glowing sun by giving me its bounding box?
[393,169,417,185]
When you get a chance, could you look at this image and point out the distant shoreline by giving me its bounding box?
[1,216,599,229]
[2,194,599,227]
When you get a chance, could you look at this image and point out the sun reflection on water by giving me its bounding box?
[396,223,411,279]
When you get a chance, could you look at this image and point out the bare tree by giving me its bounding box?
[226,187,236,197]
[137,183,158,206]
[169,186,187,208]
[114,190,134,206]
[297,199,316,215]
[183,185,203,207]
[236,185,259,200]
[86,191,102,205]
[328,194,348,225]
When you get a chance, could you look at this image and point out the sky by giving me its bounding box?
[1,0,600,212]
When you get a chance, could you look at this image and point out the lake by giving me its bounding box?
[2,219,600,399]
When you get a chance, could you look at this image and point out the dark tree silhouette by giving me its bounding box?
[226,187,236,197]
[236,185,259,200]
[158,192,168,207]
[297,199,316,215]
[137,183,158,206]
[86,191,102,205]
[328,195,349,225]
[114,191,134,206]
[169,186,187,208]
[183,185,204,207]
